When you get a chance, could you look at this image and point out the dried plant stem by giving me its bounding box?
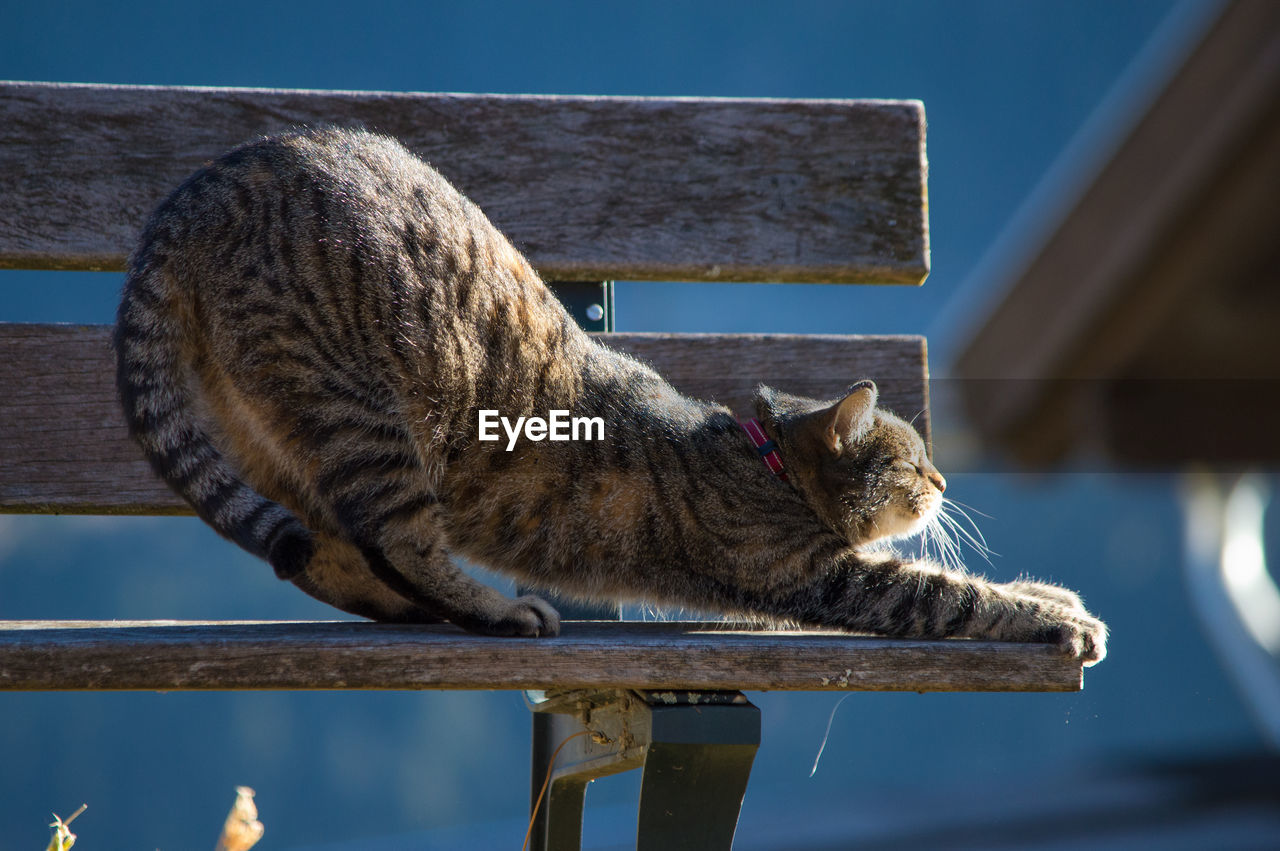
[45,804,87,851]
[215,786,264,851]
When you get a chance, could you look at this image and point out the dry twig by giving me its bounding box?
[214,786,264,851]
[45,804,87,851]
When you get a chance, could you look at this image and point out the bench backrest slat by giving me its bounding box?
[0,82,929,284]
[0,324,927,514]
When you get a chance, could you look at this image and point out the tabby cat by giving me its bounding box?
[114,127,1105,664]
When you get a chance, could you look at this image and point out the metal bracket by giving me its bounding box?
[547,280,614,333]
[526,688,761,850]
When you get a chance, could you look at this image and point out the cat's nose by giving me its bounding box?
[930,472,946,493]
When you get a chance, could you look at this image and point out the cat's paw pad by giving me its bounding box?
[1008,580,1085,611]
[496,595,562,638]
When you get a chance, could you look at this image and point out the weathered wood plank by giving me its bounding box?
[0,620,1082,693]
[0,82,928,284]
[0,324,927,514]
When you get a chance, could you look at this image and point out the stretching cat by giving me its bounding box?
[114,127,1105,664]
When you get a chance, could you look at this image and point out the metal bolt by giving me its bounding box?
[585,304,604,322]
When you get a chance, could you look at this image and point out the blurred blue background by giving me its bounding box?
[4,1,1275,848]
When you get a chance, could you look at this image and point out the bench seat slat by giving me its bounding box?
[0,620,1082,693]
[0,82,928,284]
[0,323,928,514]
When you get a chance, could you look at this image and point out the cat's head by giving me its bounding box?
[755,380,946,547]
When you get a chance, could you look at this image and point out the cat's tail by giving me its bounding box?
[113,246,314,580]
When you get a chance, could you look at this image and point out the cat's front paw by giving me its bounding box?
[1043,607,1107,667]
[493,595,562,638]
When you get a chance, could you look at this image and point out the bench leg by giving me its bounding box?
[529,709,607,850]
[527,689,761,851]
[635,693,761,850]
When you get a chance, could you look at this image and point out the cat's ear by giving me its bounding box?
[754,384,795,424]
[822,380,878,455]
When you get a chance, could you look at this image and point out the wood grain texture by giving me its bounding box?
[0,82,928,284]
[0,620,1082,693]
[0,324,927,514]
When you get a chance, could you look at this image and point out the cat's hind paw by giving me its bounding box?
[490,595,562,638]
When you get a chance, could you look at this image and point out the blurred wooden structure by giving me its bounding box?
[954,0,1280,780]
[955,0,1280,468]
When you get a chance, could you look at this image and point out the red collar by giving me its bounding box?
[739,418,787,481]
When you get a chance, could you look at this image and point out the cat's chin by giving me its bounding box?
[862,498,943,547]
[907,501,944,534]
[853,511,931,548]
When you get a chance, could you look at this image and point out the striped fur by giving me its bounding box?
[114,128,1105,661]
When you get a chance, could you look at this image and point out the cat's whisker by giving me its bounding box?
[903,512,963,573]
[928,515,965,573]
[898,499,985,574]
[935,502,994,565]
[915,522,938,568]
[935,510,980,560]
[940,499,995,556]
[914,522,932,564]
[941,497,994,520]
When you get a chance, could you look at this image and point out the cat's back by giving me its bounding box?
[123,126,592,442]
[130,127,557,369]
[137,127,490,284]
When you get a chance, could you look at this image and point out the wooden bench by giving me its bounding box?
[0,81,1086,849]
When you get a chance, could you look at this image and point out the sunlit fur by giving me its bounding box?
[114,127,1106,663]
